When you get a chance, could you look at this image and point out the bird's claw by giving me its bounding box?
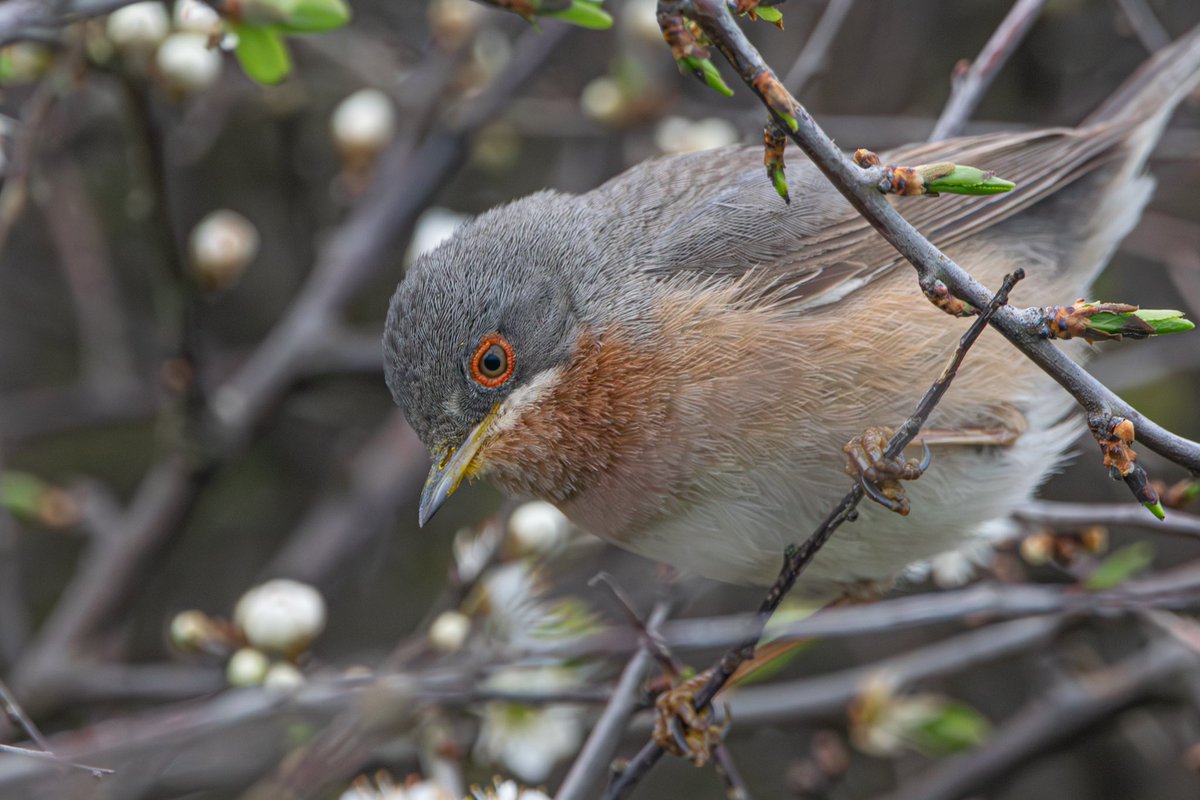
[843,427,930,516]
[652,670,727,767]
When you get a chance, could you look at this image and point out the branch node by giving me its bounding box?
[1089,414,1165,519]
[920,276,975,317]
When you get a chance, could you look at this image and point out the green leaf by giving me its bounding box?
[1,471,45,519]
[913,701,991,755]
[733,640,810,687]
[1086,541,1155,590]
[234,25,292,84]
[754,6,783,23]
[238,0,351,32]
[768,164,790,202]
[543,0,614,29]
[679,56,734,97]
[923,164,1015,195]
[1086,309,1193,338]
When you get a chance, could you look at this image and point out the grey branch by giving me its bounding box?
[928,0,1047,142]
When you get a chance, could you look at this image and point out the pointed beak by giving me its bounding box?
[418,409,497,527]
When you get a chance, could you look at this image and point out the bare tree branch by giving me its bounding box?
[928,0,1047,141]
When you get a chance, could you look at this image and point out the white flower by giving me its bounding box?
[331,89,396,159]
[340,772,452,800]
[429,610,472,653]
[263,661,306,691]
[620,0,662,47]
[474,667,586,782]
[470,779,552,800]
[507,501,571,556]
[474,562,598,649]
[188,208,260,291]
[107,2,170,51]
[173,0,221,34]
[169,609,219,652]
[234,579,327,654]
[226,647,269,687]
[406,208,468,264]
[653,116,739,154]
[156,33,222,93]
[580,77,624,124]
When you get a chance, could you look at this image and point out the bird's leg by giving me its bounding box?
[843,426,932,515]
[651,670,726,767]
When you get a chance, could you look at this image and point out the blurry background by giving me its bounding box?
[1,0,1200,798]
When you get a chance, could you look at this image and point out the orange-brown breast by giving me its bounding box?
[480,326,688,538]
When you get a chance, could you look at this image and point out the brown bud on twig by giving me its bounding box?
[751,70,798,131]
[1089,414,1165,519]
[763,122,789,203]
[920,276,974,318]
[1042,300,1154,342]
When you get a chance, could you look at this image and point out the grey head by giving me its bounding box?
[383,191,587,524]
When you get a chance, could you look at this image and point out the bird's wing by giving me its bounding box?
[614,123,1129,311]
[615,23,1200,310]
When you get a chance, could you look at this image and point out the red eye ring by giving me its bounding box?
[470,333,514,388]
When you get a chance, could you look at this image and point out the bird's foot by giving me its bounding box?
[651,670,727,767]
[843,427,931,516]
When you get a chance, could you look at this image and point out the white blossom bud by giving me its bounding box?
[234,579,327,654]
[653,115,739,155]
[429,610,471,653]
[427,0,483,48]
[156,32,222,94]
[107,2,170,51]
[169,609,216,652]
[263,661,306,691]
[580,77,624,124]
[188,208,260,291]
[331,89,396,162]
[621,0,662,46]
[226,647,270,687]
[173,0,221,34]
[507,501,571,556]
[406,207,467,263]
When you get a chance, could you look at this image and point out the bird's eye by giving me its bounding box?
[470,333,514,388]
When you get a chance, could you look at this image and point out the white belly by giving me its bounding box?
[614,400,1076,591]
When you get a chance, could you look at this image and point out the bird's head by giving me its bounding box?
[383,195,586,525]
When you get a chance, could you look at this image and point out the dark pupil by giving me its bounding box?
[481,345,505,376]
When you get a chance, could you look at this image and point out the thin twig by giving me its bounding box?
[556,602,673,800]
[604,271,1023,797]
[928,0,1047,141]
[0,744,112,778]
[0,677,113,778]
[1015,500,1200,539]
[782,0,855,96]
[1114,0,1171,52]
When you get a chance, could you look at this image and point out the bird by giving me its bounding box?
[383,26,1200,594]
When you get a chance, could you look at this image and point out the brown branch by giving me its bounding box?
[928,0,1047,142]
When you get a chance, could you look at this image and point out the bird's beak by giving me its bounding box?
[418,408,497,527]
